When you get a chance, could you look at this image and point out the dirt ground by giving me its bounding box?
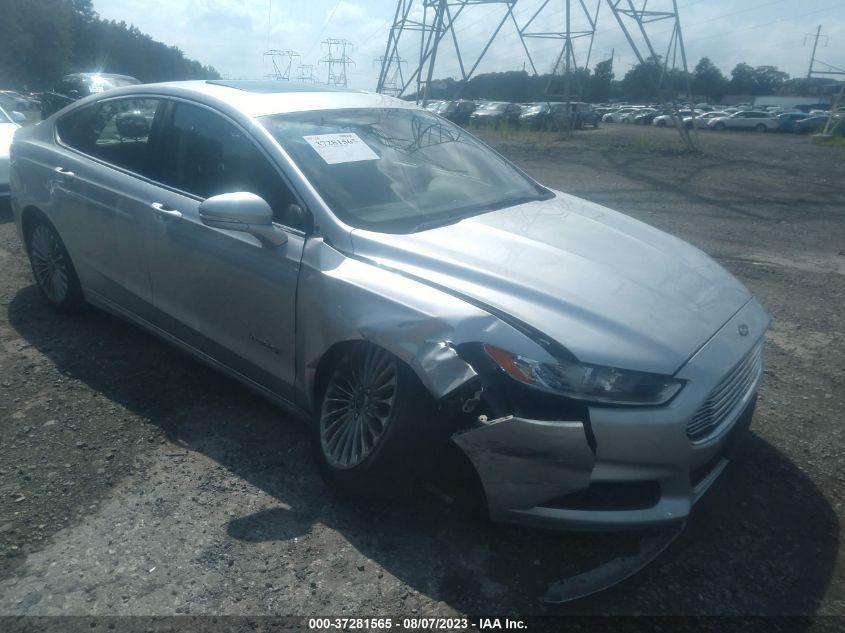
[0,123,843,626]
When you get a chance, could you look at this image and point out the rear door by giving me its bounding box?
[52,97,167,318]
[144,100,307,399]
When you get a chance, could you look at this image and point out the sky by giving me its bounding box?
[91,0,845,91]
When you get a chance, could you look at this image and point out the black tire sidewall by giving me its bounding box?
[312,346,436,499]
[26,216,84,312]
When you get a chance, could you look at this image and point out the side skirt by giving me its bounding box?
[84,288,310,422]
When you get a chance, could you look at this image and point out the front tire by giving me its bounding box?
[25,216,84,312]
[313,343,436,498]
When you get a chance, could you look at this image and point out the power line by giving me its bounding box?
[306,0,344,59]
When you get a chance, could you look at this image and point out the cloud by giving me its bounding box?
[91,0,845,89]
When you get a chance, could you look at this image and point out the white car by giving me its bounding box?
[652,110,700,127]
[0,105,25,196]
[682,111,726,129]
[620,108,655,124]
[707,110,780,132]
[602,107,639,123]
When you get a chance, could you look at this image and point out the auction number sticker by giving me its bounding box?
[304,133,380,164]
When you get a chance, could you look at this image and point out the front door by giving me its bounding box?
[144,101,307,400]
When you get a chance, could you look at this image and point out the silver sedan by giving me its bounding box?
[10,81,769,530]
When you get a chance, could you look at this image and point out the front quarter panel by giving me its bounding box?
[295,237,556,411]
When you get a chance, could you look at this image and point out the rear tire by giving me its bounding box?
[313,343,437,499]
[755,123,767,133]
[713,122,726,131]
[25,215,84,312]
[657,119,667,127]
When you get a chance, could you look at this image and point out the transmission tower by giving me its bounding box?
[377,0,520,105]
[319,38,355,88]
[297,64,317,83]
[604,0,698,151]
[374,55,407,96]
[263,49,300,80]
[517,1,602,134]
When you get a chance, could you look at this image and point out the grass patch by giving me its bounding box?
[810,134,845,148]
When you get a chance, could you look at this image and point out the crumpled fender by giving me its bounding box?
[295,238,550,410]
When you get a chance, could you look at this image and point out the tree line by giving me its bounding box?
[416,56,832,104]
[0,0,219,90]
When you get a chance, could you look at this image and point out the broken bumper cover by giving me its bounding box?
[453,297,769,530]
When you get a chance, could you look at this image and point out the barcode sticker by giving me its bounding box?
[303,133,380,164]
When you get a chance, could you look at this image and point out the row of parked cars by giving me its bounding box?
[1,73,144,197]
[424,99,601,130]
[599,103,844,135]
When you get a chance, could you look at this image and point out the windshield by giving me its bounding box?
[84,75,140,95]
[261,108,552,234]
[481,103,507,111]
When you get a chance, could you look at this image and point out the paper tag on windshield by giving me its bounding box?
[303,133,380,165]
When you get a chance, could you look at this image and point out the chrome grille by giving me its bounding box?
[687,343,762,442]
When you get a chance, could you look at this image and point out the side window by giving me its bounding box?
[161,103,305,231]
[56,104,99,151]
[57,98,163,178]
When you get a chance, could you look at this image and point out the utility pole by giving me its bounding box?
[319,38,355,88]
[805,25,827,82]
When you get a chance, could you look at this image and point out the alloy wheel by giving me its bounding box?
[320,346,398,469]
[30,224,69,304]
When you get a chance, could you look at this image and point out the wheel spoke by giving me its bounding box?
[319,347,399,470]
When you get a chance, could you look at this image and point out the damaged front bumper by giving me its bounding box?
[452,297,769,530]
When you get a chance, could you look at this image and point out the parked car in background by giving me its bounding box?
[9,80,769,530]
[776,112,813,133]
[0,105,24,196]
[0,90,37,112]
[707,110,780,132]
[434,99,477,126]
[793,114,842,135]
[469,101,522,128]
[602,107,638,123]
[40,73,141,119]
[652,110,699,127]
[633,109,667,126]
[522,102,599,130]
[682,111,726,129]
[621,108,654,124]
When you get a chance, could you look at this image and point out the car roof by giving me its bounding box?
[83,79,418,118]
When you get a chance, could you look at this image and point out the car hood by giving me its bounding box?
[350,192,752,375]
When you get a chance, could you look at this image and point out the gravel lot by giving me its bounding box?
[0,123,843,625]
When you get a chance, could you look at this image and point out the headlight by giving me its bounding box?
[484,344,684,406]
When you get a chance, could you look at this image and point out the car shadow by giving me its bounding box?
[0,198,11,224]
[5,284,839,616]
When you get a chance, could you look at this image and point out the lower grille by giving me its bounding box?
[687,343,762,442]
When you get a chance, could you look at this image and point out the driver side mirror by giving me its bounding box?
[199,192,287,247]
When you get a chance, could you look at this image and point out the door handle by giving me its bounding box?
[150,202,183,221]
[53,166,75,178]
